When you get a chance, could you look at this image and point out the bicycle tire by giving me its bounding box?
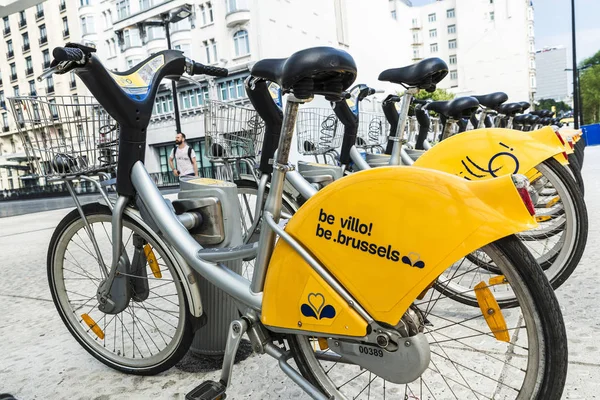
[288,235,568,399]
[567,153,585,195]
[47,202,194,375]
[574,138,585,167]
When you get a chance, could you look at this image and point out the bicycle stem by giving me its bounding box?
[389,87,419,166]
[250,96,304,294]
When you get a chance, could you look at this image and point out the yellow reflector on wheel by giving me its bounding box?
[474,282,510,342]
[81,314,105,340]
[144,244,161,278]
[535,215,552,222]
[488,276,507,286]
[545,197,560,208]
[318,337,329,350]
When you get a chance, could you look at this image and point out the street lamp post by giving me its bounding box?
[144,5,193,134]
[571,0,579,128]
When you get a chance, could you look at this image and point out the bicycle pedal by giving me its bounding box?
[186,380,227,400]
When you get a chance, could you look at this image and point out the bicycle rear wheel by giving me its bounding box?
[288,236,568,399]
[47,203,193,375]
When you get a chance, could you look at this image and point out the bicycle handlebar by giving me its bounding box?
[190,62,228,77]
[53,46,86,63]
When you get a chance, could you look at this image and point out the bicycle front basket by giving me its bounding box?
[8,95,118,179]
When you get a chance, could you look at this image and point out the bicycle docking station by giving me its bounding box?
[176,177,250,362]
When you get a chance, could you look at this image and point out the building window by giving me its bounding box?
[13,85,19,97]
[19,11,26,26]
[63,17,69,36]
[226,0,248,14]
[25,56,33,73]
[411,18,418,27]
[7,39,13,54]
[528,24,534,37]
[47,76,54,92]
[233,30,249,57]
[22,32,29,49]
[391,10,396,19]
[204,39,217,63]
[80,0,90,6]
[490,11,495,21]
[29,79,36,94]
[449,39,457,49]
[123,27,140,48]
[207,2,213,23]
[449,54,457,65]
[42,49,50,66]
[447,8,455,18]
[429,29,437,38]
[39,24,47,40]
[412,32,419,43]
[146,25,164,41]
[174,43,191,56]
[413,48,420,59]
[154,93,175,115]
[80,16,94,35]
[2,113,7,129]
[171,18,191,32]
[530,75,536,88]
[218,77,247,101]
[529,58,535,69]
[430,43,438,53]
[450,70,457,80]
[126,58,141,68]
[3,16,9,32]
[139,0,152,11]
[448,24,456,34]
[428,13,436,22]
[10,63,17,80]
[116,0,130,20]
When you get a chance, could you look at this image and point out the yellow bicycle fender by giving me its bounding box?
[560,128,582,143]
[261,167,536,334]
[414,127,568,179]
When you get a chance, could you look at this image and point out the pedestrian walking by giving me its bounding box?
[169,132,198,178]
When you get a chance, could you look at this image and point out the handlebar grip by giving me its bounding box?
[192,62,228,77]
[53,47,85,62]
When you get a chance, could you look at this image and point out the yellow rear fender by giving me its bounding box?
[414,127,568,179]
[261,167,537,336]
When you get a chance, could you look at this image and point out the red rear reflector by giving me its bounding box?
[512,174,536,216]
[517,187,536,216]
[563,152,569,161]
[554,131,566,146]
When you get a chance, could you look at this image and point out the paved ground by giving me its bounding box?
[1,148,600,399]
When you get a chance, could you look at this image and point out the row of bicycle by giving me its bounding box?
[11,45,586,399]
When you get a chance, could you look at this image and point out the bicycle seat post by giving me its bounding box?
[389,87,419,166]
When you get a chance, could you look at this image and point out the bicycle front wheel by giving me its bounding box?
[288,236,568,399]
[47,203,193,375]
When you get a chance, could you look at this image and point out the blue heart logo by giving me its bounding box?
[402,252,425,269]
[301,293,336,320]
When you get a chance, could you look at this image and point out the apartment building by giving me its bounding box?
[1,0,409,187]
[0,0,82,190]
[391,0,536,104]
[535,46,568,102]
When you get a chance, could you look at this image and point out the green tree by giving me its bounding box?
[536,98,572,116]
[409,88,455,116]
[413,88,455,101]
[580,50,600,123]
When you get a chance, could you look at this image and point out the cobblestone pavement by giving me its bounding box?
[1,148,599,399]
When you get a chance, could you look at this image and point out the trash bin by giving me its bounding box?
[177,177,244,357]
[581,124,600,146]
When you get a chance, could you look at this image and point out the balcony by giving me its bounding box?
[26,68,34,76]
[59,2,66,12]
[47,85,55,94]
[42,61,51,69]
[3,27,10,36]
[2,126,9,132]
[36,11,44,20]
[30,90,36,96]
[18,19,26,29]
[0,79,3,86]
[6,50,14,59]
[225,7,250,28]
[70,80,77,89]
[39,36,48,46]
[410,24,422,30]
[10,74,17,82]
[22,43,30,53]
[0,101,5,108]
[63,29,69,38]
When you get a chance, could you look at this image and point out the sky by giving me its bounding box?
[410,0,599,64]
